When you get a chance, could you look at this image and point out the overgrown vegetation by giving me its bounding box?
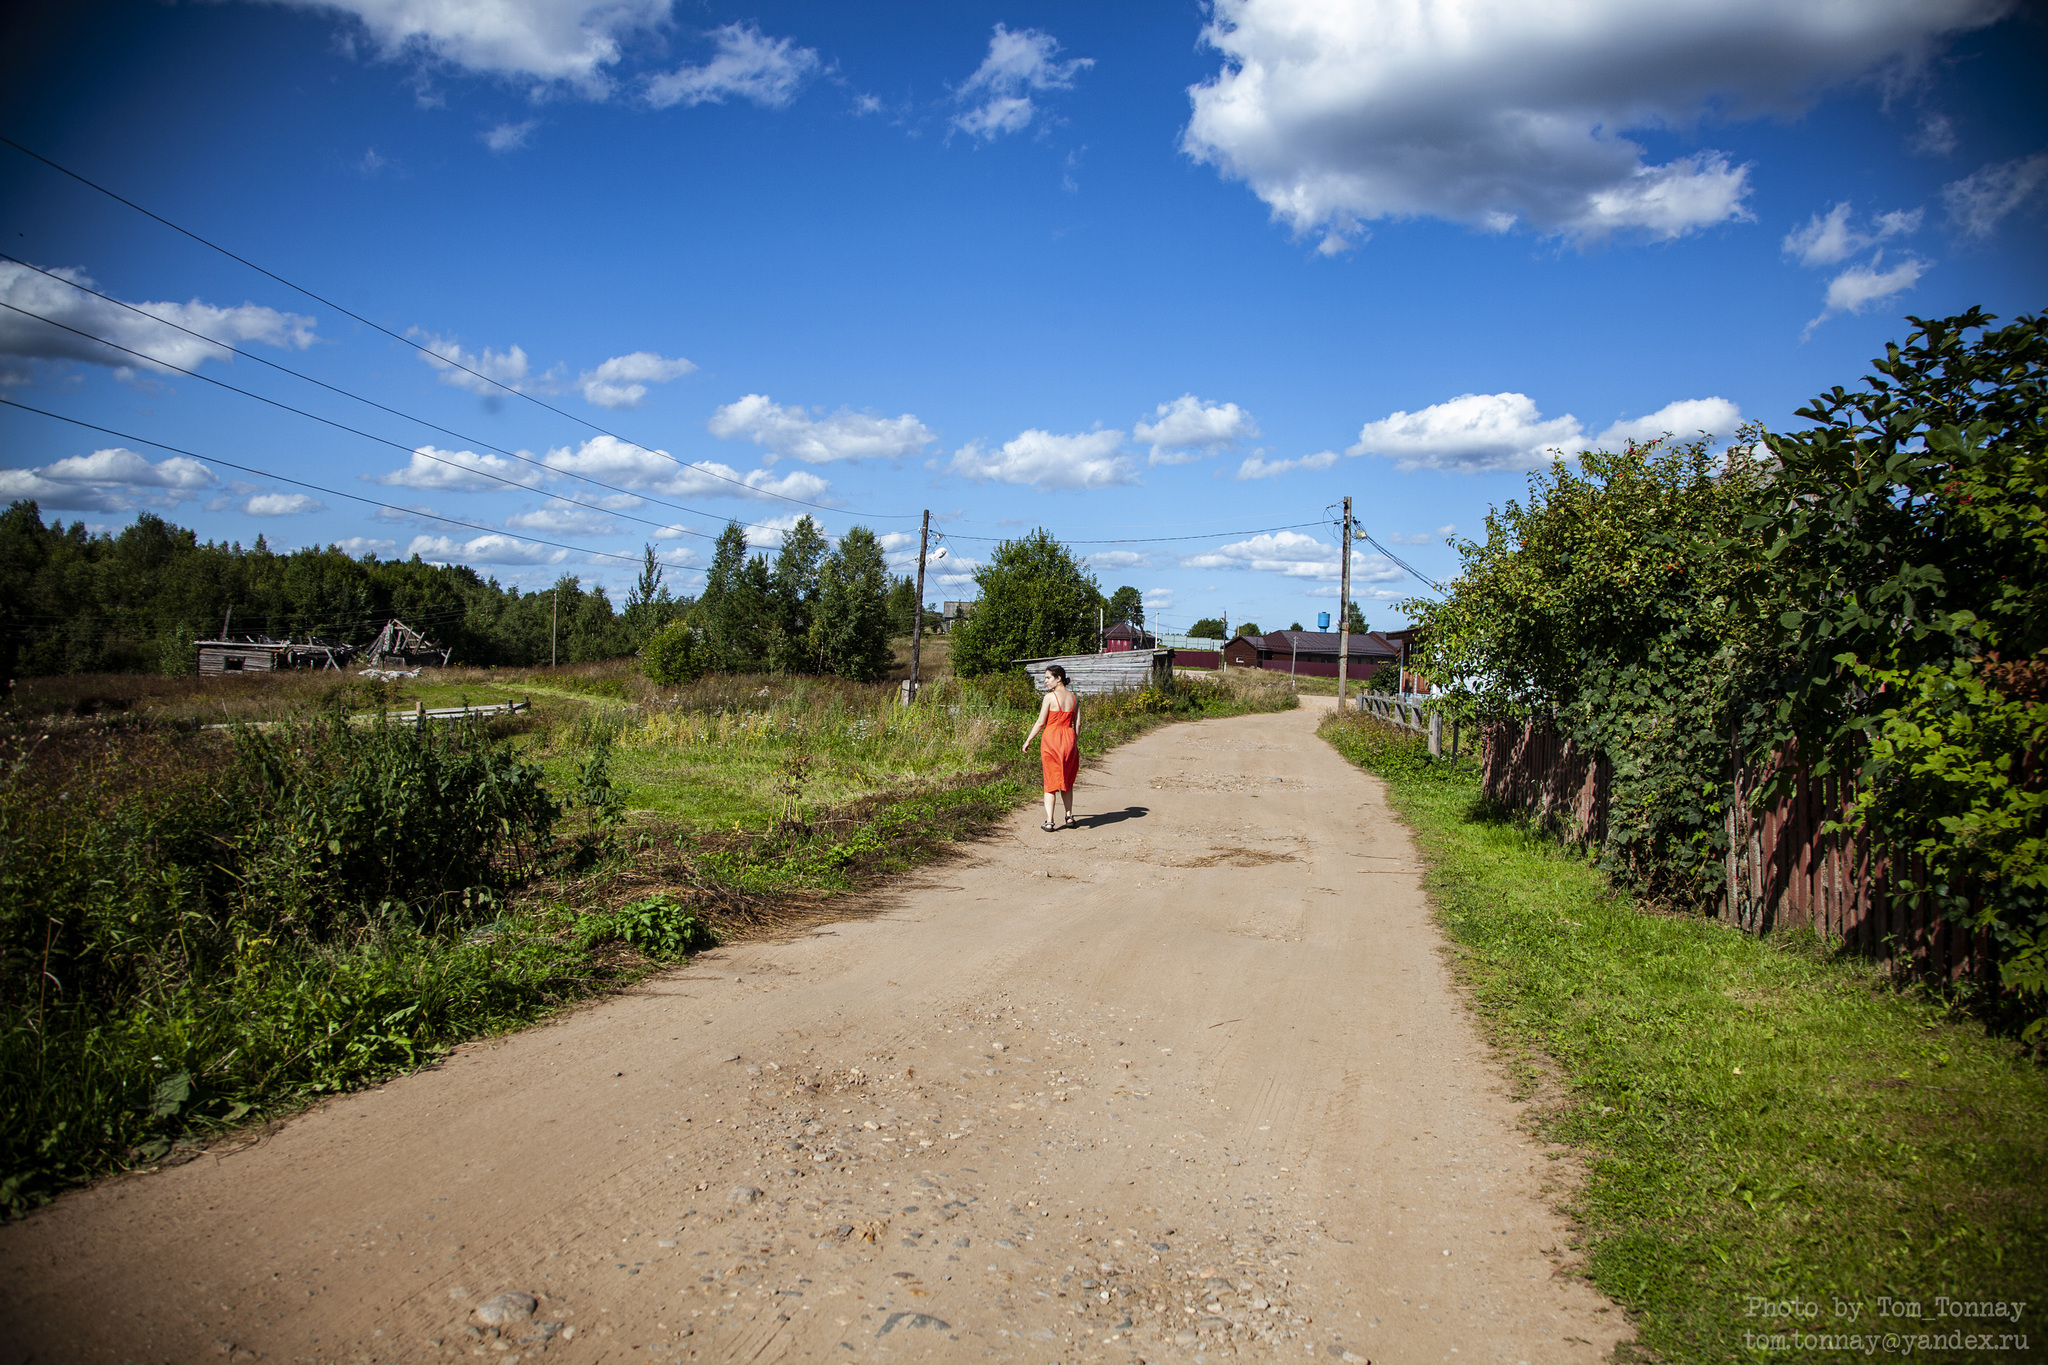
[0,657,1294,1217]
[1320,710,2048,1361]
[1407,310,2048,1032]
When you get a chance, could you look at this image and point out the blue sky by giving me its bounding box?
[2,0,2043,634]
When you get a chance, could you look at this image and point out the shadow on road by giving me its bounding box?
[1074,805,1148,829]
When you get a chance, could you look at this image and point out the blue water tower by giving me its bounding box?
[1317,612,1330,630]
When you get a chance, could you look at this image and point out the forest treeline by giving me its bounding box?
[0,506,933,684]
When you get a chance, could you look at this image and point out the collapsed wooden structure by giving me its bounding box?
[194,616,449,676]
[365,618,452,668]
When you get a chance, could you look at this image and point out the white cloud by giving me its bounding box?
[1808,254,1931,333]
[724,513,803,549]
[646,22,820,109]
[708,394,934,464]
[1134,394,1259,464]
[1783,200,1936,337]
[1943,151,2048,238]
[876,529,923,573]
[413,332,530,395]
[0,447,218,511]
[1182,0,2007,251]
[543,434,831,500]
[1182,530,1402,589]
[947,429,1136,490]
[1591,396,1744,449]
[336,536,398,557]
[376,445,544,491]
[1352,391,1742,471]
[1236,449,1337,480]
[483,119,538,152]
[1388,523,1458,546]
[274,0,671,95]
[504,504,618,535]
[952,24,1093,140]
[0,262,316,376]
[1782,202,1922,266]
[1085,550,1152,570]
[579,350,695,408]
[375,502,443,526]
[242,492,324,515]
[1351,392,1581,473]
[407,532,567,566]
[1912,112,1959,157]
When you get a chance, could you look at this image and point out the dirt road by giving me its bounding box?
[2,699,1629,1364]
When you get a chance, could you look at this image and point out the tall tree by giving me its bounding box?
[698,522,765,670]
[765,516,829,672]
[1188,617,1227,640]
[885,574,919,639]
[622,542,676,648]
[1344,602,1369,635]
[810,526,894,681]
[950,529,1099,677]
[1106,585,1144,630]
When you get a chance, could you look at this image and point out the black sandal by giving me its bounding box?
[1063,816,1078,829]
[1041,820,1056,832]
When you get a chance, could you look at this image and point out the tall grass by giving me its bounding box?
[0,712,564,1216]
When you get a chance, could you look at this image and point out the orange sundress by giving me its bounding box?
[1040,707,1079,793]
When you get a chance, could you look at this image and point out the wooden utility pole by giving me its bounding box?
[1336,495,1353,705]
[908,509,930,702]
[551,587,559,668]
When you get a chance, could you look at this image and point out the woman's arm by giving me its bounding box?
[1021,687,1051,751]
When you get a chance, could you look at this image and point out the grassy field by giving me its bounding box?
[1317,709,2048,1363]
[0,654,1296,1215]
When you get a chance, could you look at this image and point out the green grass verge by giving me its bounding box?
[1317,710,2048,1363]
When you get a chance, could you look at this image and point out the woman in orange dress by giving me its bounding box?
[1021,664,1080,831]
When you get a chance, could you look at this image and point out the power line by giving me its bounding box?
[1358,531,1446,596]
[0,136,914,519]
[0,296,729,547]
[939,520,1324,546]
[0,397,695,572]
[0,253,856,536]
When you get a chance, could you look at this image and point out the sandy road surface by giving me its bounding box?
[2,699,1629,1365]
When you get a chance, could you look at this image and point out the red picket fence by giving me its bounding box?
[1480,720,1610,848]
[1482,720,1991,979]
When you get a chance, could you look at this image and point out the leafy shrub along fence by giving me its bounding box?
[1409,310,2045,1035]
[1482,720,1992,980]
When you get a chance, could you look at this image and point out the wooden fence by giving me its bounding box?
[1479,719,1989,978]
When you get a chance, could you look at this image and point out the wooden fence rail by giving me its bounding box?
[1480,719,1990,979]
[1353,694,1462,758]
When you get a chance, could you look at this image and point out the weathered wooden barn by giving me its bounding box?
[1017,649,1175,695]
[196,638,355,675]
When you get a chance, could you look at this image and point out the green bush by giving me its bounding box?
[949,529,1099,678]
[643,621,706,686]
[577,894,715,958]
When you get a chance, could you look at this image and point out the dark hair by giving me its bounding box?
[1046,664,1068,683]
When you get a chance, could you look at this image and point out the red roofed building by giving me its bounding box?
[1219,629,1402,682]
